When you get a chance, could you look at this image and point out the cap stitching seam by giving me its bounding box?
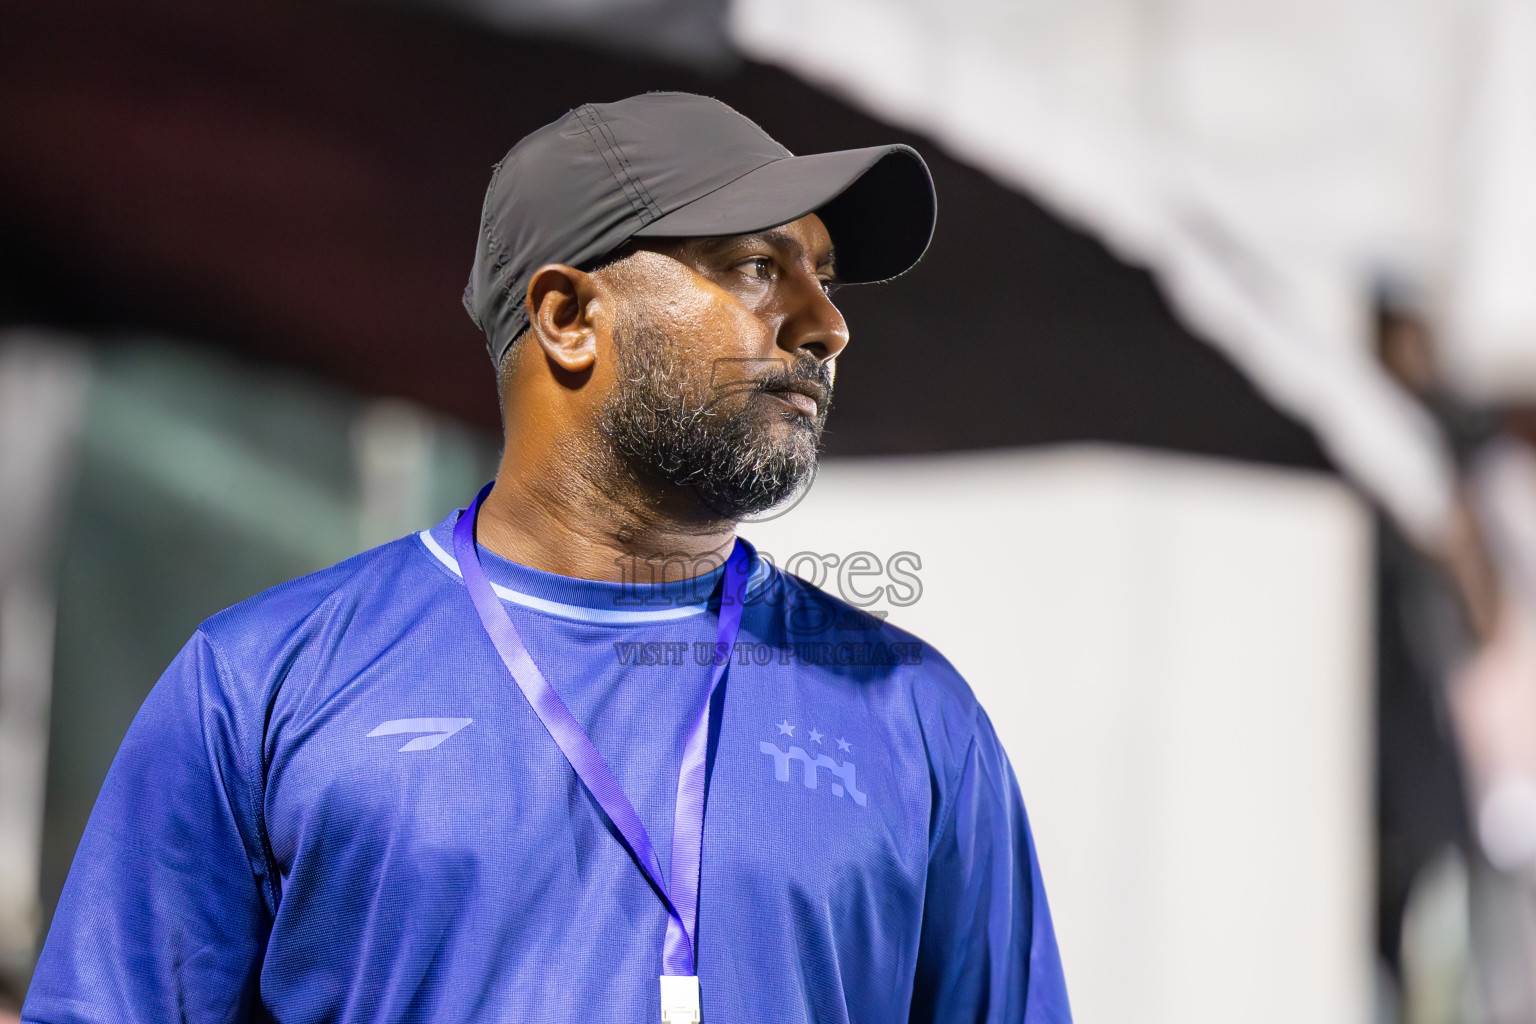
[468,160,511,332]
[571,106,635,212]
[595,120,664,223]
[478,161,523,337]
[573,104,664,225]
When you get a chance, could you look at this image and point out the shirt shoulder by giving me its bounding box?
[194,532,450,689]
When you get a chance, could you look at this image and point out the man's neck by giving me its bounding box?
[473,445,736,584]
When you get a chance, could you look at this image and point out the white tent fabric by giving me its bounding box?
[729,0,1536,545]
[1447,0,1536,398]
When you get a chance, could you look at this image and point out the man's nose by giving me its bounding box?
[778,275,850,363]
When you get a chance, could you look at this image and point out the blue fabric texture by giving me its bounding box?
[25,508,1071,1024]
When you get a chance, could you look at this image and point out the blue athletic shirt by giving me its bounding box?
[25,507,1071,1024]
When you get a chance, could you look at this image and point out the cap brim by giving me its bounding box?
[632,145,936,284]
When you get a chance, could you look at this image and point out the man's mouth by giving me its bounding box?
[762,381,827,419]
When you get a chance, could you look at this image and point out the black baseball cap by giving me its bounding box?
[464,92,937,366]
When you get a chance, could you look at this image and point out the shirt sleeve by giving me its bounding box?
[24,631,271,1024]
[910,707,1072,1024]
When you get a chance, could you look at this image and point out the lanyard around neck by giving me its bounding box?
[452,483,749,978]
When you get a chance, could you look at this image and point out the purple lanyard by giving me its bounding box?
[452,483,749,978]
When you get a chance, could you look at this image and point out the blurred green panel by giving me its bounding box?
[38,340,498,948]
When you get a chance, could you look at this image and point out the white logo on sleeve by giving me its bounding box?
[367,718,473,751]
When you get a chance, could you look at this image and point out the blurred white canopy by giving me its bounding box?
[733,0,1536,545]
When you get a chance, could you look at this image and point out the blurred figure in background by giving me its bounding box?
[1375,303,1536,1023]
[1453,407,1536,1022]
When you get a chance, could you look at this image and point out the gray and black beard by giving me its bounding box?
[598,320,832,520]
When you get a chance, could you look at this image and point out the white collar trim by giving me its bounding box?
[417,530,711,624]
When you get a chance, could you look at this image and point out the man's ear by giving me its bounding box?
[526,264,599,374]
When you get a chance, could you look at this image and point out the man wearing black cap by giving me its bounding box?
[25,93,1070,1024]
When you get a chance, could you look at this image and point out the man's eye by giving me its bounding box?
[741,257,775,280]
